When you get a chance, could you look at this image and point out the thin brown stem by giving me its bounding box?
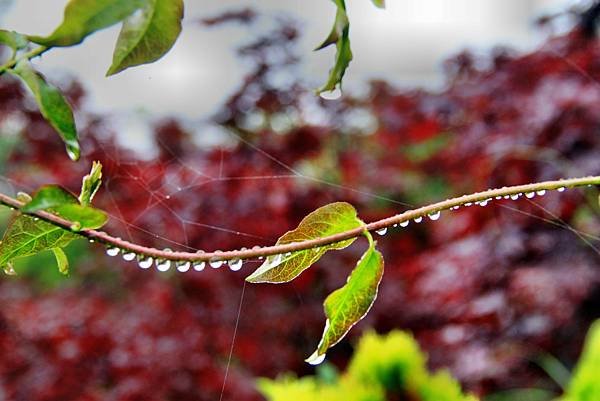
[0,176,598,262]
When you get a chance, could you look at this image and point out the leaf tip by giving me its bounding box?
[305,350,326,366]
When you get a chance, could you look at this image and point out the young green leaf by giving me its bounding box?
[246,202,364,283]
[107,0,184,76]
[21,185,78,213]
[10,60,80,160]
[79,161,103,206]
[52,247,69,275]
[371,0,385,8]
[306,244,384,365]
[0,215,77,270]
[316,0,353,94]
[27,0,145,47]
[53,204,108,230]
[0,29,28,53]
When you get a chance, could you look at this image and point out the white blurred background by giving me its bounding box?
[0,1,586,118]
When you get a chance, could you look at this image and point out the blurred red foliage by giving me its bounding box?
[0,14,599,401]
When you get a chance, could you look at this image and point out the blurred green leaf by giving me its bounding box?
[0,215,77,270]
[21,185,78,213]
[306,244,384,364]
[370,0,385,8]
[560,320,600,401]
[485,388,556,401]
[107,0,184,75]
[10,60,79,160]
[246,202,363,283]
[317,0,353,94]
[533,353,571,390]
[0,29,27,52]
[28,0,145,47]
[52,247,69,275]
[79,161,103,206]
[402,133,452,163]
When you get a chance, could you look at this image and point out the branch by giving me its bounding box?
[1,176,598,263]
[0,46,48,75]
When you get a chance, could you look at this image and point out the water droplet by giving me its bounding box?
[495,196,503,200]
[319,87,342,100]
[414,216,423,223]
[510,193,520,200]
[376,227,388,236]
[88,239,95,243]
[306,352,326,365]
[165,195,171,199]
[106,247,120,257]
[557,186,566,192]
[137,256,153,269]
[284,252,292,257]
[503,195,510,199]
[400,220,409,227]
[122,251,136,261]
[392,224,398,228]
[464,202,472,207]
[428,211,441,221]
[156,259,171,272]
[228,259,243,271]
[479,199,489,207]
[536,190,546,196]
[193,261,206,271]
[209,259,224,269]
[525,192,535,199]
[3,263,16,276]
[176,261,191,272]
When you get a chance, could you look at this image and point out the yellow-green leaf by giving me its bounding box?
[0,215,77,269]
[306,245,384,365]
[107,0,184,76]
[28,0,145,47]
[246,202,364,283]
[54,204,108,230]
[79,161,103,206]
[52,247,69,275]
[21,185,78,213]
[371,0,385,8]
[316,0,353,94]
[0,29,28,52]
[10,60,79,160]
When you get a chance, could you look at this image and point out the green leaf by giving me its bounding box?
[306,244,384,364]
[21,185,78,213]
[10,60,79,160]
[0,29,28,52]
[0,215,77,269]
[246,202,364,283]
[53,204,108,230]
[371,0,385,8]
[316,0,353,94]
[27,0,145,47]
[79,161,103,206]
[107,0,184,75]
[52,247,69,275]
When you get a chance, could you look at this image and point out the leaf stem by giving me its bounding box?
[0,45,48,75]
[0,175,598,262]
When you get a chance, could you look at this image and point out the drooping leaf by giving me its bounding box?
[79,161,103,206]
[246,202,364,283]
[27,0,145,47]
[107,0,184,75]
[0,215,77,269]
[370,0,385,8]
[52,247,69,275]
[10,60,79,160]
[53,204,108,230]
[21,185,78,213]
[306,244,384,364]
[0,29,28,52]
[316,0,353,94]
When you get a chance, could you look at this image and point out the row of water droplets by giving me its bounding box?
[373,186,568,237]
[104,246,246,273]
